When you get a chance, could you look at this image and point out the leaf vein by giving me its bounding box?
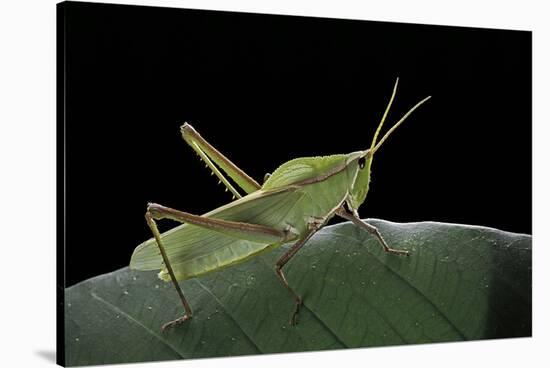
[89,291,185,359]
[328,228,468,340]
[192,279,263,354]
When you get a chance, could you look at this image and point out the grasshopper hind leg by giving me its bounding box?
[145,212,193,332]
[144,202,288,330]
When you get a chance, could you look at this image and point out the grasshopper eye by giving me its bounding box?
[358,157,366,169]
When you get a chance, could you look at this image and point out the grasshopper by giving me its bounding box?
[130,78,431,330]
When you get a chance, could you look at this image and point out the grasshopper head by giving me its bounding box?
[347,79,431,214]
[347,149,374,214]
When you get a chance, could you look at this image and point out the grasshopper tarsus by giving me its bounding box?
[289,299,303,326]
[161,314,192,333]
[386,248,410,256]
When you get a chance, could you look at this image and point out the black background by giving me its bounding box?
[61,2,531,287]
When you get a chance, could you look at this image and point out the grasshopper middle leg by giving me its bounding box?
[275,219,322,326]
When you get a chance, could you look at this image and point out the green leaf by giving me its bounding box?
[65,219,531,366]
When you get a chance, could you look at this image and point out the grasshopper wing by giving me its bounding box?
[130,187,305,281]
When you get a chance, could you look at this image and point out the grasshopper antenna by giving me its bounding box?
[371,94,432,154]
[370,77,399,150]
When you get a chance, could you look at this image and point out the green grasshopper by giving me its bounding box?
[130,78,431,331]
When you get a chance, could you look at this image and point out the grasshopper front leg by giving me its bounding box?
[336,206,409,256]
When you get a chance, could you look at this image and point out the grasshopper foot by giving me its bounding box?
[386,248,410,256]
[161,314,191,332]
[289,298,303,326]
